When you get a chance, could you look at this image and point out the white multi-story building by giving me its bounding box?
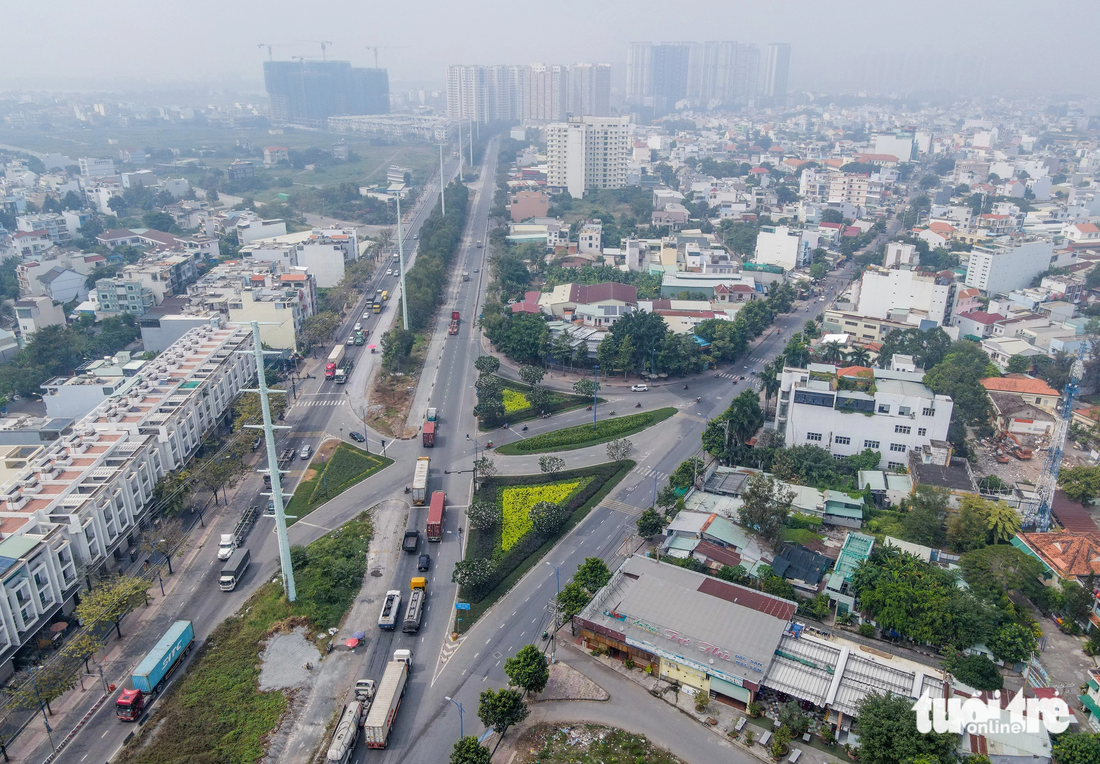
[447,65,487,123]
[0,324,254,675]
[16,213,74,246]
[964,239,1056,296]
[883,241,919,269]
[855,266,955,326]
[14,295,66,338]
[78,157,116,178]
[777,364,953,471]
[546,116,629,199]
[754,225,807,271]
[827,172,883,210]
[522,64,570,122]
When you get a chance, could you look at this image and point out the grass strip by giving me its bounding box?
[117,513,373,764]
[477,376,596,431]
[285,443,392,526]
[456,460,633,633]
[494,407,677,454]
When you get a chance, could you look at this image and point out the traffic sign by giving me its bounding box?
[455,602,471,610]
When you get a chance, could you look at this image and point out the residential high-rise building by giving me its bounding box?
[546,116,629,199]
[485,65,523,122]
[650,43,692,116]
[571,63,611,117]
[626,42,653,107]
[446,65,487,123]
[762,43,792,100]
[522,64,570,122]
[732,43,761,100]
[264,60,389,127]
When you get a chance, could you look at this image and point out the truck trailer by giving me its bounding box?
[448,310,460,335]
[362,650,411,748]
[422,420,435,447]
[326,701,363,764]
[378,590,402,630]
[325,346,345,380]
[426,491,445,541]
[334,358,353,384]
[219,548,251,591]
[411,456,430,505]
[116,620,195,721]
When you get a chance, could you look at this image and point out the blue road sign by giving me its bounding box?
[455,602,471,610]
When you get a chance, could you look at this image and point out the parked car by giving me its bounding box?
[417,554,431,572]
[349,431,366,443]
[299,445,312,460]
[251,436,263,451]
[631,384,648,392]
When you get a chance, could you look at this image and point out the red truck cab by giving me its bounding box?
[448,311,460,336]
[116,688,145,721]
[325,363,337,379]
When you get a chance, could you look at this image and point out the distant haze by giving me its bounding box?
[2,0,1098,96]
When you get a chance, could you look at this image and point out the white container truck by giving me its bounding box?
[362,649,410,749]
[326,700,363,764]
[217,534,235,560]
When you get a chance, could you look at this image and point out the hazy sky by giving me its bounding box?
[3,0,1098,95]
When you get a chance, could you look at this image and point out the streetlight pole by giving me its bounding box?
[592,365,598,428]
[545,562,561,664]
[444,696,465,739]
[395,191,409,331]
[438,142,446,216]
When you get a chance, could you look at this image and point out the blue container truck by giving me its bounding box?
[116,620,195,721]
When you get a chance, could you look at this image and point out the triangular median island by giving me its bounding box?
[529,661,609,703]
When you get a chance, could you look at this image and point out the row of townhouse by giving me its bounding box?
[0,324,254,676]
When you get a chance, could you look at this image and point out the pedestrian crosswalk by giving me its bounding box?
[294,399,347,408]
[631,465,667,481]
[601,498,644,516]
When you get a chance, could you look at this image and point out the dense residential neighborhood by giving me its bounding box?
[0,6,1099,764]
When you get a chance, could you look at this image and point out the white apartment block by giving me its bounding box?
[447,65,487,123]
[78,157,116,178]
[872,134,914,163]
[855,266,955,326]
[15,295,66,338]
[883,242,918,268]
[827,172,883,210]
[546,116,629,199]
[754,225,807,271]
[777,364,953,471]
[964,239,1056,296]
[16,213,74,246]
[0,325,254,673]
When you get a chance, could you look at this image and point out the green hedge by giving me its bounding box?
[477,376,595,431]
[458,461,633,630]
[285,443,392,525]
[495,407,677,454]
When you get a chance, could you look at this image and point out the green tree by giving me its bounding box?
[449,736,492,764]
[818,341,844,364]
[575,557,611,593]
[605,437,633,464]
[503,644,549,694]
[809,261,827,281]
[1058,465,1100,505]
[467,501,501,530]
[518,364,545,387]
[474,355,500,376]
[3,662,79,715]
[299,311,339,349]
[380,327,415,370]
[572,377,595,398]
[556,581,591,619]
[947,495,991,553]
[1052,733,1100,764]
[959,543,1046,603]
[988,622,1036,664]
[900,485,949,546]
[985,499,1021,543]
[538,455,565,475]
[668,457,704,490]
[141,210,178,232]
[1061,580,1094,623]
[943,652,1003,690]
[477,687,529,733]
[75,576,150,639]
[854,692,957,764]
[1006,354,1032,373]
[738,473,795,550]
[152,469,192,515]
[636,507,665,537]
[924,341,998,443]
[452,557,494,593]
[60,630,105,673]
[473,457,497,482]
[717,564,746,583]
[529,501,568,536]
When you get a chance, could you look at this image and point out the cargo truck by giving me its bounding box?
[116,620,195,721]
[325,346,345,380]
[221,504,260,555]
[426,407,437,421]
[378,590,402,630]
[426,491,445,541]
[217,534,235,560]
[326,701,363,764]
[422,420,435,447]
[402,583,425,633]
[411,456,430,505]
[448,310,460,335]
[334,358,353,384]
[362,650,411,748]
[219,548,251,591]
[462,271,470,282]
[402,530,420,553]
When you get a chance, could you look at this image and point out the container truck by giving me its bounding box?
[334,358,353,384]
[411,456,430,505]
[362,650,411,748]
[116,620,195,721]
[378,590,402,630]
[426,407,437,421]
[402,585,425,633]
[426,491,445,541]
[325,346,345,380]
[219,548,251,591]
[448,311,460,335]
[217,534,235,560]
[354,679,376,704]
[221,504,259,555]
[422,420,435,447]
[326,701,363,764]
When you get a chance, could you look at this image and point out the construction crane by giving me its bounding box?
[257,43,297,61]
[298,40,334,60]
[364,45,408,69]
[1024,350,1085,532]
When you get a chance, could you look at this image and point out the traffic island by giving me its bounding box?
[494,408,676,455]
[284,440,392,526]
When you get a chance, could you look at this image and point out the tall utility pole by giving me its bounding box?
[438,142,446,216]
[468,120,474,169]
[457,122,464,177]
[243,322,296,601]
[395,193,409,330]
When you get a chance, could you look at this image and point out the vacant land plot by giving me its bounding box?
[514,723,683,764]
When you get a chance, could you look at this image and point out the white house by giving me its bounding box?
[754,225,807,271]
[855,266,954,326]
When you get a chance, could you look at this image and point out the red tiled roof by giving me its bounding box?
[511,302,541,314]
[14,230,48,238]
[1018,531,1100,578]
[697,577,796,620]
[565,282,638,306]
[1051,490,1099,532]
[1074,223,1099,233]
[980,375,1058,396]
[957,310,1005,326]
[694,540,742,569]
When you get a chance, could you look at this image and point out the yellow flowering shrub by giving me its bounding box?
[501,481,580,551]
[502,388,529,413]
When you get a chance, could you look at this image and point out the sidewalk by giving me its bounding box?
[11,477,255,763]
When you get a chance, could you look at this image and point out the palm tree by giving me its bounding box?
[759,361,781,414]
[819,341,844,365]
[985,500,1022,544]
[845,346,871,367]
